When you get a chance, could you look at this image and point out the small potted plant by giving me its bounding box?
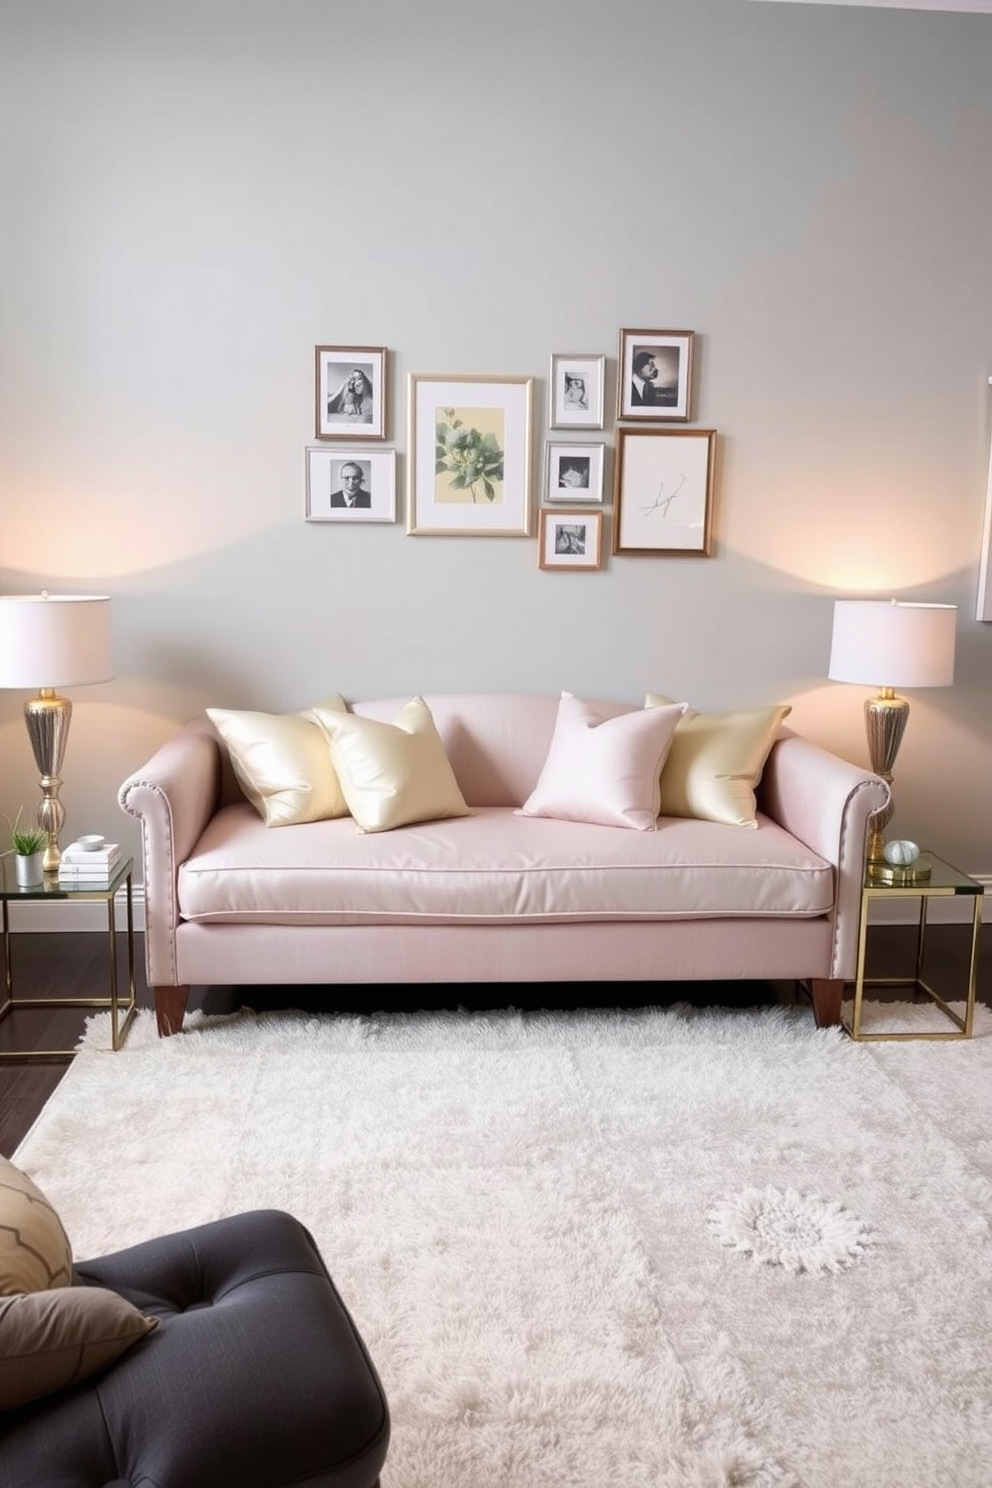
[6,808,48,887]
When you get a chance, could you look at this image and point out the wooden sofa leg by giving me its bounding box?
[154,987,190,1037]
[809,978,843,1028]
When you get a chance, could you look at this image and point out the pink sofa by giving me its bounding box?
[118,693,889,1036]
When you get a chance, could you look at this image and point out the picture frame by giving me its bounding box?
[617,329,693,422]
[977,415,992,621]
[315,345,387,440]
[407,373,534,536]
[613,428,715,556]
[305,447,397,523]
[538,508,604,571]
[544,441,605,504]
[549,353,606,430]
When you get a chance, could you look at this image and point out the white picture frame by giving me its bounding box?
[305,447,397,523]
[407,373,533,536]
[544,441,606,504]
[549,353,606,430]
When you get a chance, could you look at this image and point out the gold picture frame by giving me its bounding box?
[613,428,716,556]
[407,373,534,536]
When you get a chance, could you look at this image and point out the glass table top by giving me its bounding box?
[0,855,133,901]
[864,851,981,895]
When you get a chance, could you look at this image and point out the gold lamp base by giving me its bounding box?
[23,688,72,873]
[863,688,908,867]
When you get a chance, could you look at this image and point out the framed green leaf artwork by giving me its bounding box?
[407,373,534,536]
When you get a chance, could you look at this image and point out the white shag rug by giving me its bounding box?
[14,1000,992,1488]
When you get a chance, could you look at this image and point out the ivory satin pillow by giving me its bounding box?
[310,696,471,833]
[0,1156,72,1297]
[519,693,687,831]
[645,693,792,828]
[0,1287,158,1410]
[206,696,348,827]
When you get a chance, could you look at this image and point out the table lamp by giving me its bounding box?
[828,598,956,874]
[0,593,114,872]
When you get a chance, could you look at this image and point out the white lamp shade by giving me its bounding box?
[0,594,114,689]
[828,599,956,688]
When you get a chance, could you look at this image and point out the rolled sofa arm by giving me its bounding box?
[760,731,890,980]
[118,722,223,988]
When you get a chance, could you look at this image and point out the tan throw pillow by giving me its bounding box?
[519,693,687,830]
[0,1156,72,1296]
[0,1287,158,1409]
[206,695,349,827]
[310,696,471,833]
[645,693,792,828]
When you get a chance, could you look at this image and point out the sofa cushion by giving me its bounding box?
[177,803,834,925]
[0,1156,72,1297]
[311,696,471,833]
[519,693,687,831]
[0,1287,157,1410]
[645,694,792,828]
[206,697,349,827]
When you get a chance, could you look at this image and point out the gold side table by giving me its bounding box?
[0,855,136,1062]
[845,851,983,1041]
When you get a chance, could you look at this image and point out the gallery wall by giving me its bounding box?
[1,0,991,884]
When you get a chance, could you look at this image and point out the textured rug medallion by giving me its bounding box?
[14,1001,992,1488]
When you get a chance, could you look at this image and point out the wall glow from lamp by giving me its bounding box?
[828,599,956,874]
[0,594,114,872]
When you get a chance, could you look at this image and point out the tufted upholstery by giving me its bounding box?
[0,1209,389,1488]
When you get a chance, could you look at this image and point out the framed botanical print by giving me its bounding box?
[617,329,693,422]
[315,345,387,440]
[407,373,533,536]
[613,428,715,556]
[305,447,397,523]
[549,353,606,430]
[538,508,604,571]
[544,441,605,504]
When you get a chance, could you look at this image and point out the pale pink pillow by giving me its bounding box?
[518,693,687,831]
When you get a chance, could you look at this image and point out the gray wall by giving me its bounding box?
[1,0,991,879]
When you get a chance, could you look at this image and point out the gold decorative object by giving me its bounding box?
[828,598,956,868]
[0,594,113,872]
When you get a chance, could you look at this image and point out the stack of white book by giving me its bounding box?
[57,841,122,883]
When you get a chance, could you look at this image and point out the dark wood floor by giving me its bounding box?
[2,923,989,1160]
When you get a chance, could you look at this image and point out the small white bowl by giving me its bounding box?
[77,834,106,852]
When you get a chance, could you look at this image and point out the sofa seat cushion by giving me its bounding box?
[177,804,834,926]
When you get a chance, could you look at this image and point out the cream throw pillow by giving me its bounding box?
[519,692,687,831]
[0,1156,72,1297]
[645,693,792,828]
[206,696,348,827]
[310,696,471,833]
[0,1287,158,1409]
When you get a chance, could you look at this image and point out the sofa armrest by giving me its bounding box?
[760,731,890,980]
[118,722,223,988]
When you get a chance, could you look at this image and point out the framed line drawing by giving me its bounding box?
[613,428,715,556]
[315,345,387,440]
[538,508,604,571]
[617,328,693,422]
[544,441,605,504]
[305,447,397,523]
[407,373,533,536]
[549,353,606,430]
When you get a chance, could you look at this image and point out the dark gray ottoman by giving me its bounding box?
[0,1208,390,1488]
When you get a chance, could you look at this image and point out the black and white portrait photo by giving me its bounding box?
[305,446,397,523]
[618,329,693,422]
[315,345,387,440]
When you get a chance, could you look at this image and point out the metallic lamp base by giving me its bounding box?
[866,855,933,886]
[23,689,72,872]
